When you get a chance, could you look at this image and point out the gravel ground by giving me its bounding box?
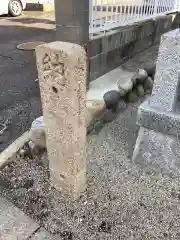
[1,104,180,240]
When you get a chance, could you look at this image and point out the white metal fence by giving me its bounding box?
[89,0,179,35]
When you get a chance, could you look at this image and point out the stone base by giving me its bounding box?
[132,127,180,177]
[50,168,86,200]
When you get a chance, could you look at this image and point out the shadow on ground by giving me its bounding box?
[6,17,55,25]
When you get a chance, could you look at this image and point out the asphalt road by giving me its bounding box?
[0,13,55,152]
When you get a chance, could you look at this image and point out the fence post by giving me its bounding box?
[153,0,158,15]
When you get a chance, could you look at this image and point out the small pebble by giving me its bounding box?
[117,79,133,97]
[61,231,73,240]
[19,149,26,158]
[22,177,34,189]
[5,117,12,126]
[92,120,104,134]
[98,221,112,233]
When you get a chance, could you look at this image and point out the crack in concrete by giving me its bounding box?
[0,54,14,61]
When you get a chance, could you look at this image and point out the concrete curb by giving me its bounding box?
[0,196,40,239]
[25,3,54,12]
[0,131,29,169]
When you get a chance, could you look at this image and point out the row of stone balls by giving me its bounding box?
[103,65,156,111]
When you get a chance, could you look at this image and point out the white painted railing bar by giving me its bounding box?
[89,0,179,37]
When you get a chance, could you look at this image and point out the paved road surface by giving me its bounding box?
[0,12,55,152]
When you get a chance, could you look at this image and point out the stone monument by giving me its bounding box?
[132,29,180,176]
[36,41,87,199]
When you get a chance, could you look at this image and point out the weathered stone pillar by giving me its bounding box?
[36,42,87,199]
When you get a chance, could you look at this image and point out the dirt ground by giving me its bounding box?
[1,104,180,240]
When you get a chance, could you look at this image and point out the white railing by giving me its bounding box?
[89,0,179,36]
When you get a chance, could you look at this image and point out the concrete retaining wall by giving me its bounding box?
[89,12,180,81]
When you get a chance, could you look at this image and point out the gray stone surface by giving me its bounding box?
[137,101,180,137]
[136,29,180,135]
[133,127,180,176]
[36,42,87,199]
[132,29,180,175]
[0,196,39,239]
[150,29,180,112]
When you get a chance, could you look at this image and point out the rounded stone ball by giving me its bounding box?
[127,91,138,103]
[136,69,148,84]
[117,79,133,97]
[136,84,145,97]
[144,76,153,91]
[103,90,121,109]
